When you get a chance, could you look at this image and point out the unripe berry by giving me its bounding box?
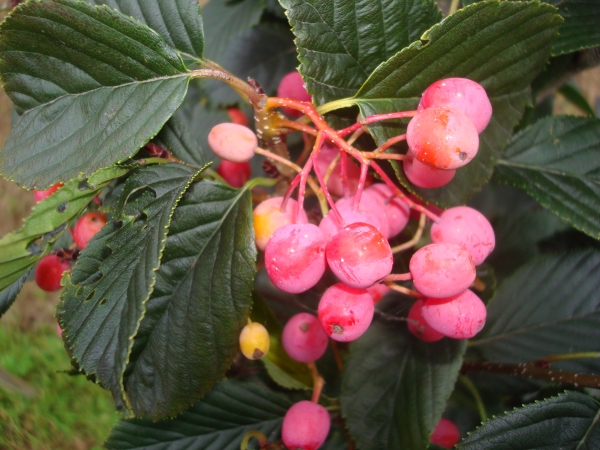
[282,313,329,362]
[419,78,492,133]
[34,182,64,202]
[430,206,495,265]
[363,183,410,238]
[410,243,476,298]
[430,418,461,448]
[265,223,326,294]
[208,123,257,163]
[277,71,312,117]
[403,157,456,189]
[216,160,251,188]
[35,254,70,292]
[282,400,330,450]
[73,212,108,250]
[239,322,270,360]
[318,283,374,342]
[326,222,393,289]
[226,107,248,127]
[407,107,479,170]
[421,289,487,339]
[253,197,308,251]
[407,299,444,342]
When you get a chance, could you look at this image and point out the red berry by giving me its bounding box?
[35,254,70,292]
[421,289,487,339]
[226,107,248,127]
[407,299,444,342]
[216,160,251,188]
[208,123,257,163]
[366,283,391,303]
[319,203,383,241]
[316,144,366,197]
[34,182,64,202]
[363,183,410,238]
[282,313,329,362]
[318,283,374,342]
[282,400,331,450]
[73,212,108,250]
[430,418,460,448]
[277,71,312,117]
[403,156,456,189]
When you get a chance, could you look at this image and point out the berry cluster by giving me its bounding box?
[219,73,495,450]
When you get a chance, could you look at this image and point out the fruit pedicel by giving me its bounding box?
[213,73,495,449]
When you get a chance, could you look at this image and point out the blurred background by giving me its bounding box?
[0,0,598,448]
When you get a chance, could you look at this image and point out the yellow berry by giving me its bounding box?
[239,322,270,360]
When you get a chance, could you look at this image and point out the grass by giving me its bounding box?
[0,323,119,450]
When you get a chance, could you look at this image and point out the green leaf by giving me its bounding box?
[57,163,199,415]
[0,165,130,301]
[280,0,442,105]
[470,250,600,373]
[546,0,600,56]
[558,82,597,117]
[205,24,297,104]
[0,0,191,189]
[250,292,313,390]
[88,0,204,59]
[459,391,600,449]
[494,116,600,239]
[341,319,466,450]
[104,379,299,450]
[154,114,208,167]
[201,0,263,63]
[350,1,562,206]
[122,180,257,420]
[0,269,30,318]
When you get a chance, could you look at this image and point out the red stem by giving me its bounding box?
[337,111,418,138]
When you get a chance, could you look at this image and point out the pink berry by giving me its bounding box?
[326,222,393,289]
[265,223,326,294]
[422,289,487,339]
[366,283,390,303]
[226,107,248,127]
[282,313,329,362]
[34,182,64,202]
[319,205,382,241]
[363,183,410,238]
[336,195,390,238]
[419,78,492,133]
[316,145,366,197]
[282,400,330,450]
[407,299,444,342]
[318,283,374,342]
[409,243,476,298]
[407,107,479,170]
[56,323,63,336]
[253,197,308,251]
[216,160,251,188]
[207,123,257,163]
[73,212,108,250]
[403,156,456,189]
[35,254,71,292]
[430,206,495,266]
[277,71,312,117]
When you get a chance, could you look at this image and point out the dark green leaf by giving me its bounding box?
[281,0,442,105]
[0,269,30,318]
[495,116,600,239]
[0,0,190,189]
[155,114,208,167]
[558,82,597,117]
[205,24,297,104]
[546,0,600,56]
[57,163,199,415]
[105,379,298,450]
[350,1,562,207]
[470,250,600,373]
[459,391,600,449]
[341,319,466,450]
[201,0,263,63]
[0,165,130,300]
[122,180,257,419]
[88,0,204,59]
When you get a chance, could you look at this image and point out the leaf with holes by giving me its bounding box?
[120,180,257,419]
[0,0,191,189]
[345,1,562,207]
[57,163,199,415]
[341,319,466,450]
[280,0,442,105]
[459,391,600,449]
[470,250,600,374]
[494,116,600,239]
[0,165,130,317]
[88,0,204,60]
